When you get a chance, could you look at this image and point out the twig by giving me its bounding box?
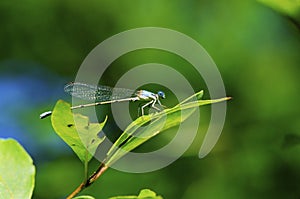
[66,163,108,199]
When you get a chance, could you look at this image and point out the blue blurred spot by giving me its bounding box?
[0,60,72,161]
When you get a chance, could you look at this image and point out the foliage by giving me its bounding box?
[0,139,35,199]
[1,1,300,198]
[109,189,162,199]
[0,91,228,199]
[51,100,107,179]
[48,91,230,198]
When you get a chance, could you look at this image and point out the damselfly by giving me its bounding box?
[40,82,165,119]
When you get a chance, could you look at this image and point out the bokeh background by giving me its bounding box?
[1,0,300,198]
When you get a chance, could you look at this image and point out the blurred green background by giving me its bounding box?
[1,0,300,198]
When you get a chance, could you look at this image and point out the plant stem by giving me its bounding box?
[66,163,108,199]
[84,153,89,182]
[66,182,85,199]
[86,163,108,186]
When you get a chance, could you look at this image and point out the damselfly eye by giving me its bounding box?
[158,91,165,99]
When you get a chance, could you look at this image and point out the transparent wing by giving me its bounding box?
[64,82,136,101]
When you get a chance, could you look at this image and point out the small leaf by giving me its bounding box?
[109,189,162,199]
[51,100,107,163]
[138,189,160,197]
[0,139,35,199]
[73,195,96,199]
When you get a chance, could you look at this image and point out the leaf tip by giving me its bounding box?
[103,115,108,123]
[197,90,204,99]
[226,96,232,101]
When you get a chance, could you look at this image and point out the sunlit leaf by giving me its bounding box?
[109,189,162,199]
[51,100,107,163]
[107,90,204,156]
[0,139,35,199]
[137,189,162,198]
[105,91,231,166]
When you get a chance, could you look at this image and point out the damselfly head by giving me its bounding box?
[157,91,165,99]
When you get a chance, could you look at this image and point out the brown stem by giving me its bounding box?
[66,163,108,199]
[86,163,108,186]
[66,183,85,199]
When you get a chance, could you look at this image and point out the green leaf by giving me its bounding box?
[51,100,107,163]
[0,139,35,199]
[105,91,231,166]
[107,91,204,157]
[73,195,96,199]
[138,189,161,198]
[109,189,162,199]
[177,90,204,105]
[258,0,300,17]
